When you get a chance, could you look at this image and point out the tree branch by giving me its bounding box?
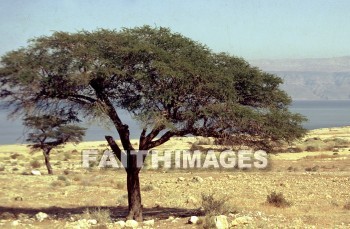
[105,135,122,162]
[146,129,188,150]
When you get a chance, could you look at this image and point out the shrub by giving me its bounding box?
[0,164,5,172]
[116,181,125,190]
[141,184,154,192]
[344,202,350,210]
[266,191,291,208]
[81,208,112,224]
[10,153,20,159]
[63,152,71,161]
[202,215,216,229]
[201,193,232,216]
[57,175,67,182]
[305,165,319,172]
[30,160,41,168]
[305,145,321,152]
[116,194,128,206]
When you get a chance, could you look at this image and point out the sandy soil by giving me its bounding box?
[0,127,349,228]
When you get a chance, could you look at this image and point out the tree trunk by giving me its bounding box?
[105,136,143,221]
[126,169,143,221]
[43,149,53,175]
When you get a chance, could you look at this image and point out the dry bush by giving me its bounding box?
[57,175,68,182]
[344,202,350,210]
[305,165,320,172]
[116,181,125,190]
[266,191,291,208]
[202,215,216,229]
[201,193,233,216]
[141,184,154,192]
[81,208,112,224]
[10,153,21,159]
[30,159,41,168]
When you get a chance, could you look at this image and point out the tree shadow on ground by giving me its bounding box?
[0,205,203,220]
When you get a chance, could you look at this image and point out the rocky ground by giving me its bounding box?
[0,127,350,228]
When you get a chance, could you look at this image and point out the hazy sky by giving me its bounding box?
[0,0,349,59]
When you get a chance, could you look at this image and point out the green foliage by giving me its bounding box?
[0,25,306,151]
[23,114,86,149]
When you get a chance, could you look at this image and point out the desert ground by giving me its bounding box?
[0,126,350,228]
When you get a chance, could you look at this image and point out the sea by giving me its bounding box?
[0,100,349,145]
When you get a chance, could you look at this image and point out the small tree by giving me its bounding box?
[24,113,86,174]
[0,26,306,220]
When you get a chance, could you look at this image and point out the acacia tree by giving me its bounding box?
[0,26,306,220]
[24,113,86,174]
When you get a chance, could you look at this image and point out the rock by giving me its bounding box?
[192,176,204,183]
[143,219,155,227]
[125,219,138,228]
[35,212,48,222]
[11,220,20,226]
[87,219,97,225]
[74,219,90,229]
[0,212,16,220]
[115,220,126,228]
[166,216,175,221]
[188,216,199,224]
[31,170,41,176]
[215,215,228,229]
[230,216,253,226]
[177,177,185,182]
[17,213,29,220]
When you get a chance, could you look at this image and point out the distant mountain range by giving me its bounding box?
[249,56,350,100]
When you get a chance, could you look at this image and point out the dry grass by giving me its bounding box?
[0,127,349,228]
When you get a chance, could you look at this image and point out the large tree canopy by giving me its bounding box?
[0,26,306,220]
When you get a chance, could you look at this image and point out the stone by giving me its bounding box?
[188,216,199,224]
[115,220,126,228]
[31,170,41,176]
[230,216,253,226]
[0,212,16,220]
[166,216,175,221]
[125,219,138,228]
[143,219,155,227]
[214,215,228,229]
[177,177,185,182]
[11,220,20,226]
[75,219,90,229]
[35,212,48,222]
[87,219,97,225]
[192,176,204,183]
